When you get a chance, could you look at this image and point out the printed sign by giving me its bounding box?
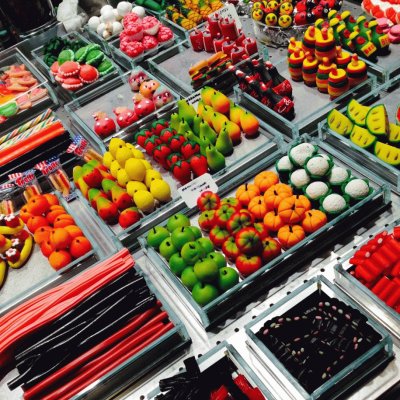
[178,173,218,208]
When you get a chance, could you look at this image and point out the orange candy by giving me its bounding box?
[27,216,48,233]
[70,236,92,259]
[248,196,268,220]
[278,195,311,224]
[254,171,279,193]
[64,225,84,239]
[264,184,293,211]
[235,184,260,207]
[53,214,75,228]
[27,196,50,216]
[34,226,52,244]
[50,228,72,250]
[49,250,72,270]
[278,224,305,248]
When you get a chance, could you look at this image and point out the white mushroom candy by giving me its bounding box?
[102,8,116,23]
[112,21,123,35]
[88,16,100,30]
[96,22,106,35]
[132,5,146,18]
[117,1,133,16]
[100,4,114,15]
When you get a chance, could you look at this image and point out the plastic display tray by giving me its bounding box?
[0,48,58,136]
[318,75,400,194]
[148,39,259,97]
[159,16,206,40]
[0,260,190,400]
[335,219,400,345]
[233,57,377,138]
[65,66,179,150]
[147,341,275,399]
[245,275,394,400]
[31,31,121,100]
[71,98,285,249]
[138,135,390,329]
[0,191,119,316]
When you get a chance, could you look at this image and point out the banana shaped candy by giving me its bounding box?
[7,235,33,269]
[0,259,7,289]
[0,215,24,236]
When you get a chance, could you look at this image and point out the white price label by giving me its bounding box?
[209,4,242,30]
[178,173,218,208]
[186,90,202,106]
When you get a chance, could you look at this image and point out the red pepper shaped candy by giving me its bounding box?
[172,160,192,185]
[189,154,208,177]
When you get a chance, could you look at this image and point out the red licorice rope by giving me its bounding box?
[40,322,174,400]
[23,306,165,400]
[0,249,133,368]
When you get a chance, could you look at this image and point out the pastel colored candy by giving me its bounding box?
[376,17,390,29]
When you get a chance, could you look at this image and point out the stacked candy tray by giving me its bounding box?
[319,74,400,194]
[138,136,390,328]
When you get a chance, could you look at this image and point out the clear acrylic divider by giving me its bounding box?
[245,275,394,400]
[138,135,391,328]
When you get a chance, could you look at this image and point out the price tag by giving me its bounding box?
[209,4,242,30]
[178,173,218,208]
[186,90,202,106]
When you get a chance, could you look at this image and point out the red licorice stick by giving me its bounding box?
[378,281,398,302]
[384,236,400,253]
[0,250,131,335]
[0,249,133,368]
[393,226,400,241]
[41,322,174,400]
[368,252,389,271]
[23,305,162,400]
[371,276,391,296]
[356,263,380,282]
[385,285,400,308]
[391,260,400,277]
[378,244,400,266]
[393,277,400,286]
[210,385,230,400]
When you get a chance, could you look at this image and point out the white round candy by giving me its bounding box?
[96,22,106,35]
[101,5,114,15]
[88,16,100,30]
[132,5,146,18]
[102,8,116,23]
[103,30,111,39]
[117,1,133,16]
[112,21,123,35]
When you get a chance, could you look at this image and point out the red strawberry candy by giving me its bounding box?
[172,160,192,185]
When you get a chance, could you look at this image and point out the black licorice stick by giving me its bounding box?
[17,269,136,353]
[16,275,146,362]
[9,288,140,390]
[19,294,157,390]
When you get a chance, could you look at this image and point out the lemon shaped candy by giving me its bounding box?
[109,137,126,158]
[103,151,114,168]
[134,190,155,213]
[150,179,171,203]
[125,158,146,181]
[127,181,147,197]
[145,169,162,188]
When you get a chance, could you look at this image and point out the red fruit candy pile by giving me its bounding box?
[350,226,400,313]
[120,12,174,58]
